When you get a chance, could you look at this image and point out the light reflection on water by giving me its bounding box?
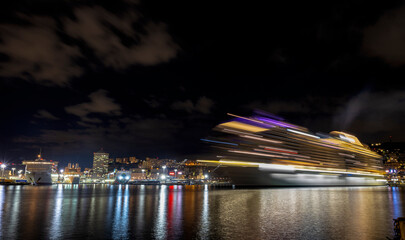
[0,185,403,239]
[50,185,63,240]
[154,185,167,240]
[198,184,209,239]
[0,186,4,239]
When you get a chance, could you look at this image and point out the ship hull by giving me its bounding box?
[26,172,53,185]
[215,166,386,187]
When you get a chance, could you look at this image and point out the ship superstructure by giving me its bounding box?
[199,112,385,186]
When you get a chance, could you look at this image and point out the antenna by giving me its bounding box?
[38,148,42,159]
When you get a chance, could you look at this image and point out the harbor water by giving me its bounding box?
[0,185,404,239]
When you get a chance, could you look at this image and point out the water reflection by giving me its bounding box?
[390,187,402,218]
[134,185,145,238]
[50,185,63,240]
[0,186,5,239]
[5,187,20,239]
[0,185,403,240]
[154,185,167,239]
[112,185,129,240]
[198,184,209,239]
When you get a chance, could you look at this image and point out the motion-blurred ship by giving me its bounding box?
[199,111,385,186]
[23,152,57,185]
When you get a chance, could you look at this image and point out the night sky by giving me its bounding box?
[1,0,405,168]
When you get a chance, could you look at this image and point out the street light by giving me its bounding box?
[11,168,16,176]
[1,164,6,178]
[161,165,167,177]
[174,169,178,179]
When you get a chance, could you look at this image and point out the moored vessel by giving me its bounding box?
[22,152,58,185]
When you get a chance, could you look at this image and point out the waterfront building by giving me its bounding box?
[131,168,147,179]
[65,163,81,174]
[129,156,138,164]
[142,157,155,169]
[371,142,405,184]
[93,149,109,177]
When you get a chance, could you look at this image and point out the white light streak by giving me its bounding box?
[229,149,281,158]
[287,129,320,139]
[240,134,282,143]
[339,134,355,143]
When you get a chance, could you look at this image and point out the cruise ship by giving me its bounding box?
[22,153,57,185]
[199,111,386,186]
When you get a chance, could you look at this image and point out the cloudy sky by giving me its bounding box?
[1,0,405,167]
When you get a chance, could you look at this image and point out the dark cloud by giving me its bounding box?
[333,90,405,140]
[65,89,121,123]
[363,5,405,66]
[64,6,179,68]
[171,96,214,114]
[0,16,82,86]
[34,110,59,120]
[0,4,179,86]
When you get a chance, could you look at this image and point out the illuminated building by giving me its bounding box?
[129,157,138,164]
[131,168,147,179]
[371,142,405,184]
[64,163,81,174]
[93,148,109,177]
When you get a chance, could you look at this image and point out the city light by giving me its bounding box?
[1,164,5,178]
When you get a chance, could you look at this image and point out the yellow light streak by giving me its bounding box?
[219,121,268,132]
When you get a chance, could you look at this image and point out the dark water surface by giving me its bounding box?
[0,185,404,240]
